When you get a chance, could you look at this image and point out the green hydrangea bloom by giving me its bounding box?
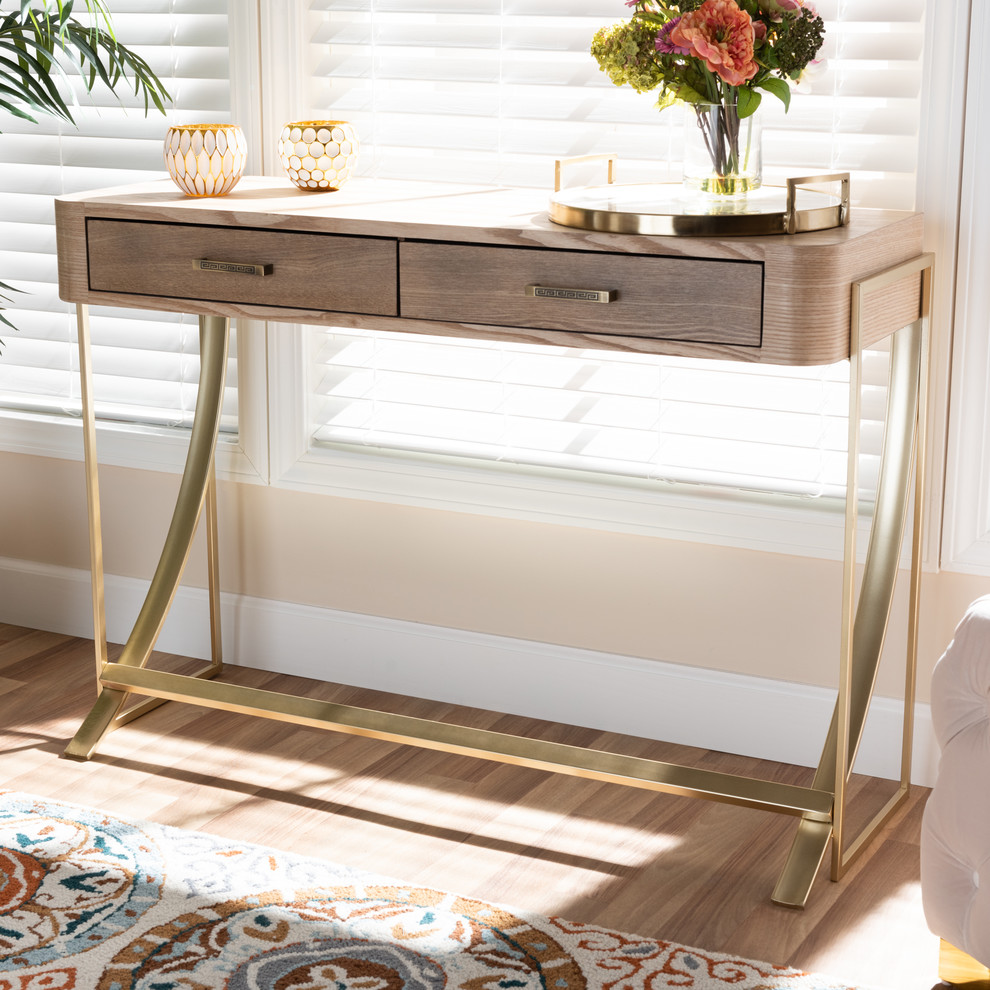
[590,20,663,94]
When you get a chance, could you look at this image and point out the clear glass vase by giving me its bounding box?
[683,102,762,199]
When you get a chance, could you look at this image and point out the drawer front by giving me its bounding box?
[400,242,762,346]
[86,219,398,315]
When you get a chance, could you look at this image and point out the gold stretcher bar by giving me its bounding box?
[95,661,834,820]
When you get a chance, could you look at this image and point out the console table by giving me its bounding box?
[54,175,933,908]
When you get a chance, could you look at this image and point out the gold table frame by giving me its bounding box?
[56,179,933,908]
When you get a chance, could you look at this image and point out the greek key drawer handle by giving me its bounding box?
[525,284,615,304]
[193,259,274,276]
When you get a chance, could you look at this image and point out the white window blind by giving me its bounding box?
[295,0,922,500]
[311,334,890,499]
[0,1,237,434]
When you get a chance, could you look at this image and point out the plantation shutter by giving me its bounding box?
[296,0,923,499]
[0,1,237,433]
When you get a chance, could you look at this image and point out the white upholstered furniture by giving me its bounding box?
[922,595,990,986]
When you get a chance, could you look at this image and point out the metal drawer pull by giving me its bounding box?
[193,259,274,276]
[526,284,615,304]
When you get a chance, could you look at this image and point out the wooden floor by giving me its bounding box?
[0,623,938,989]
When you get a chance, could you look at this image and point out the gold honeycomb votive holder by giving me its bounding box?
[164,123,247,197]
[278,121,358,191]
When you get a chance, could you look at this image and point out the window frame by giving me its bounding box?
[940,0,990,574]
[0,1,269,486]
[263,0,960,562]
[0,0,973,571]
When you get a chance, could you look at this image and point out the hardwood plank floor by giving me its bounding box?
[0,623,939,989]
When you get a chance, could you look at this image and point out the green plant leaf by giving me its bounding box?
[0,94,40,121]
[0,2,174,339]
[0,279,21,346]
[758,76,791,111]
[0,41,75,118]
[0,2,172,133]
[672,81,708,106]
[736,87,762,118]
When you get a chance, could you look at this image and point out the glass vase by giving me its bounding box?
[683,102,762,199]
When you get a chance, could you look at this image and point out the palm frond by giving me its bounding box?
[0,1,173,338]
[0,279,22,351]
[0,1,172,132]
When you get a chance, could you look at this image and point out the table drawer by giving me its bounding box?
[86,219,398,315]
[399,242,762,345]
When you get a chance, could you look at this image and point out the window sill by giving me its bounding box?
[274,441,883,561]
[0,411,264,484]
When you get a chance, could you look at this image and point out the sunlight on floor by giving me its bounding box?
[307,774,683,868]
[802,880,939,987]
[101,725,349,784]
[97,726,681,869]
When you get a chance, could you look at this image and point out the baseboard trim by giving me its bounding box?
[0,556,938,785]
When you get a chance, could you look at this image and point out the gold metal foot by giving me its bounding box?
[62,687,131,760]
[771,817,831,908]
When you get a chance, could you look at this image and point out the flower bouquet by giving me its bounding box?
[591,0,825,196]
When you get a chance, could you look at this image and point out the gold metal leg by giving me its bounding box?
[114,449,225,730]
[75,305,108,686]
[63,259,934,910]
[772,254,934,907]
[64,314,231,761]
[205,467,224,673]
[110,464,224,731]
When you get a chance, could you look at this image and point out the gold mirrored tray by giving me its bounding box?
[548,158,849,237]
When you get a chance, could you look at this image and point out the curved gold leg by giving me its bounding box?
[64,315,230,761]
[772,255,933,907]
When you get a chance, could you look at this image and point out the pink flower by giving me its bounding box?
[656,17,691,55]
[761,0,816,21]
[670,0,758,87]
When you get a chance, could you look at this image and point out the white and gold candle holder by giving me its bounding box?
[164,123,247,197]
[278,121,358,191]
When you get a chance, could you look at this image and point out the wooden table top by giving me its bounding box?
[55,176,927,366]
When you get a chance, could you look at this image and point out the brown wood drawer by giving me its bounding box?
[399,242,762,345]
[86,219,398,315]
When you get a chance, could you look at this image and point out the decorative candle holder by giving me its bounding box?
[278,121,358,191]
[164,123,247,197]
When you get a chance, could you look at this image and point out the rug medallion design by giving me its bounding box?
[0,792,864,989]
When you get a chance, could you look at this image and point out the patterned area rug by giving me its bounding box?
[0,791,866,990]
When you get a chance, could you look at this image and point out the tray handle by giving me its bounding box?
[554,154,618,193]
[785,172,850,234]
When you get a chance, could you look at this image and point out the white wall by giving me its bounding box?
[3,451,988,785]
